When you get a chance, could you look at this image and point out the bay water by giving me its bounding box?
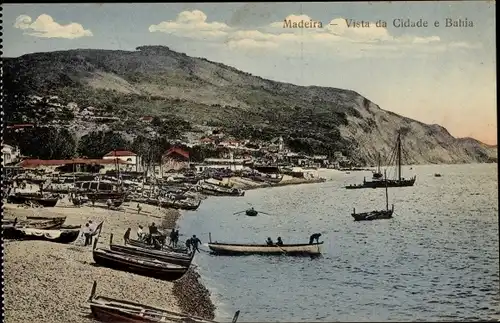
[178,164,499,322]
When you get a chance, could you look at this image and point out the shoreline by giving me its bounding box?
[3,175,328,323]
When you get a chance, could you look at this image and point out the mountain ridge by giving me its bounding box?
[3,45,497,165]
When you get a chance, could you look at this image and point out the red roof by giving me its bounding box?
[165,147,189,159]
[104,150,137,157]
[19,158,130,168]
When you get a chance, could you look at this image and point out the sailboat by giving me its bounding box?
[351,170,394,221]
[346,131,416,189]
[372,152,383,179]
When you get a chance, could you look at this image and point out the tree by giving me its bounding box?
[5,126,76,159]
[77,130,131,158]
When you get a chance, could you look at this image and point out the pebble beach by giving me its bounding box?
[2,198,215,323]
[2,174,327,323]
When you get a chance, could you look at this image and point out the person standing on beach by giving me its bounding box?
[83,223,92,246]
[190,235,202,253]
[137,203,142,214]
[137,225,145,240]
[106,198,112,209]
[169,228,175,246]
[186,238,192,252]
[172,230,179,248]
[124,228,131,244]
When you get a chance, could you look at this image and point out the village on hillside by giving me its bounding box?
[4,94,358,179]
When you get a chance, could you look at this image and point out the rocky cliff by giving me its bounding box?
[3,45,497,164]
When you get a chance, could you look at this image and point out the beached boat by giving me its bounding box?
[434,173,442,177]
[127,238,190,254]
[7,193,59,207]
[2,227,80,243]
[207,237,323,256]
[197,181,245,197]
[351,170,394,221]
[19,216,67,230]
[87,281,241,323]
[93,238,189,281]
[110,243,194,267]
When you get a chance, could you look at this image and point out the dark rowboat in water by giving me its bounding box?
[352,170,395,222]
[88,281,241,323]
[2,227,80,243]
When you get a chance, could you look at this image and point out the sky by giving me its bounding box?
[3,2,497,145]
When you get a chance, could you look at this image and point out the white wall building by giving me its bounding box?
[102,150,138,171]
[2,144,21,166]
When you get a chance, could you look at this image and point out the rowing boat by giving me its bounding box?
[127,238,189,254]
[3,227,80,243]
[208,241,323,256]
[93,238,189,281]
[18,216,67,230]
[87,281,241,323]
[110,234,194,267]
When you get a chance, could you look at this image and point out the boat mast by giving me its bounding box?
[397,131,402,182]
[384,169,389,210]
[377,152,381,173]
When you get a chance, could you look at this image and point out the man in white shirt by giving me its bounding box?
[137,225,145,241]
[82,223,92,246]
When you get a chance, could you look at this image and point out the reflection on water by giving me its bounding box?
[180,164,499,322]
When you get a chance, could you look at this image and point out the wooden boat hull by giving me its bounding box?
[159,199,201,211]
[110,244,194,267]
[7,195,59,207]
[127,239,189,254]
[92,248,188,281]
[88,281,237,323]
[352,210,393,221]
[3,227,80,243]
[346,177,416,189]
[245,210,258,216]
[19,217,66,230]
[208,242,323,256]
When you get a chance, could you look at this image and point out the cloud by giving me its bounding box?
[14,14,93,39]
[149,10,480,58]
[149,10,230,39]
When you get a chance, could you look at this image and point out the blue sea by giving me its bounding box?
[178,164,499,322]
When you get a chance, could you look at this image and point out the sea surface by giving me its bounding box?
[178,164,499,322]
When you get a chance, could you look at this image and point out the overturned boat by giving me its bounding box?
[3,227,80,243]
[87,281,241,323]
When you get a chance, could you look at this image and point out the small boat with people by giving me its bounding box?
[233,206,272,217]
[126,238,190,254]
[87,281,241,323]
[207,233,323,256]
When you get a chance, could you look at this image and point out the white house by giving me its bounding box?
[103,150,138,171]
[2,144,21,166]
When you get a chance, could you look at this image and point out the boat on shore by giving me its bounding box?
[7,193,59,207]
[2,227,80,243]
[207,234,323,256]
[197,181,245,197]
[87,281,241,323]
[126,238,190,254]
[93,236,189,281]
[109,235,194,267]
[17,216,67,230]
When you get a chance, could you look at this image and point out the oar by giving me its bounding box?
[258,211,272,215]
[232,211,245,215]
[275,244,287,255]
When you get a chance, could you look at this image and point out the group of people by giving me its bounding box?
[169,229,180,248]
[124,222,164,247]
[264,233,322,247]
[186,235,202,253]
[266,237,284,246]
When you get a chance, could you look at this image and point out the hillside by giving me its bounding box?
[3,45,497,165]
